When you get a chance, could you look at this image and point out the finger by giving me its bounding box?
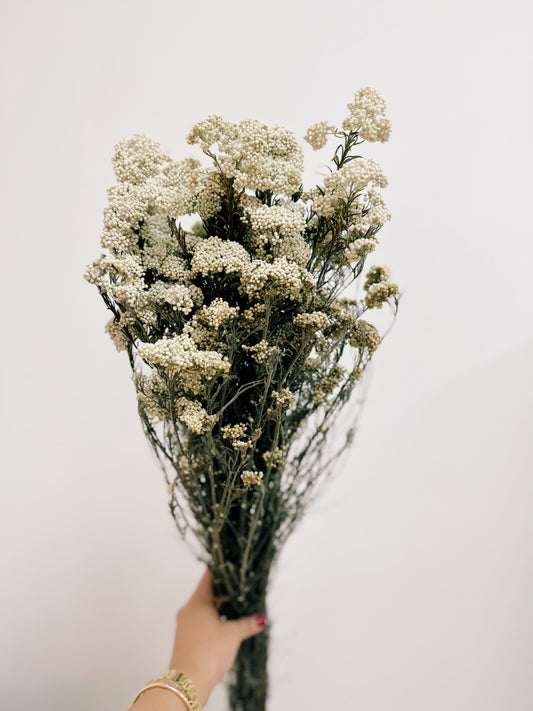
[228,613,267,641]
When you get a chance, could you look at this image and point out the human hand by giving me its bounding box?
[169,567,267,707]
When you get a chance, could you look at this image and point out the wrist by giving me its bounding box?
[129,686,188,711]
[168,662,212,708]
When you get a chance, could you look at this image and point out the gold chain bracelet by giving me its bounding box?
[132,669,201,710]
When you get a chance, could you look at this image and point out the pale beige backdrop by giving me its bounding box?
[1,0,532,709]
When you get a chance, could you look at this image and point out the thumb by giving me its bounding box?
[229,612,267,640]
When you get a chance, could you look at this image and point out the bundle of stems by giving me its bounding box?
[84,86,400,711]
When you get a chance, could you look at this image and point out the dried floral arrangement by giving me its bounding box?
[84,86,400,711]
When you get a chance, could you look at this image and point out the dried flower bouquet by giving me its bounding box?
[84,86,400,711]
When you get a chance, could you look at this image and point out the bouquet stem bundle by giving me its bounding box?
[84,86,400,710]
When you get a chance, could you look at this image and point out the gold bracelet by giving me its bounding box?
[132,670,201,711]
[132,679,191,709]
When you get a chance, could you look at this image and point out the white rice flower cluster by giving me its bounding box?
[182,320,221,353]
[348,319,381,354]
[147,281,195,314]
[242,340,280,364]
[176,397,218,434]
[137,333,231,379]
[243,203,308,261]
[293,311,329,332]
[98,132,223,259]
[328,300,360,333]
[84,253,145,306]
[221,423,247,440]
[303,121,337,150]
[186,283,205,307]
[274,235,311,268]
[147,157,203,220]
[140,212,192,282]
[240,256,303,299]
[105,317,130,352]
[342,86,392,143]
[188,115,304,196]
[181,371,206,396]
[86,90,397,457]
[190,236,250,278]
[364,280,400,309]
[271,388,295,410]
[195,167,224,219]
[83,255,108,290]
[275,193,307,224]
[186,114,232,152]
[242,303,267,321]
[300,186,320,203]
[111,280,146,310]
[98,138,203,259]
[344,237,379,263]
[246,232,271,259]
[363,265,399,310]
[300,269,319,300]
[135,302,158,327]
[262,447,286,467]
[364,187,392,226]
[246,204,306,240]
[112,133,167,184]
[221,423,252,451]
[101,134,185,252]
[313,157,388,219]
[102,182,150,251]
[195,298,240,330]
[312,365,346,404]
[231,439,252,452]
[240,470,264,487]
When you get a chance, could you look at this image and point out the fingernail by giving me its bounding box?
[256,612,267,628]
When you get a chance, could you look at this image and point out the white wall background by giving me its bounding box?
[1,0,532,709]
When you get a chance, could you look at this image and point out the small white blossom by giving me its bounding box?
[271,388,295,409]
[363,265,399,309]
[293,311,329,331]
[241,340,280,364]
[275,236,311,268]
[348,319,381,354]
[191,236,250,278]
[342,86,392,142]
[188,116,304,196]
[112,133,166,184]
[245,204,305,240]
[176,397,218,434]
[147,157,203,219]
[240,256,302,299]
[105,316,130,352]
[147,282,195,314]
[241,470,264,487]
[303,120,337,150]
[137,333,231,379]
[195,298,240,329]
[313,157,388,218]
[344,237,379,263]
[102,182,150,245]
